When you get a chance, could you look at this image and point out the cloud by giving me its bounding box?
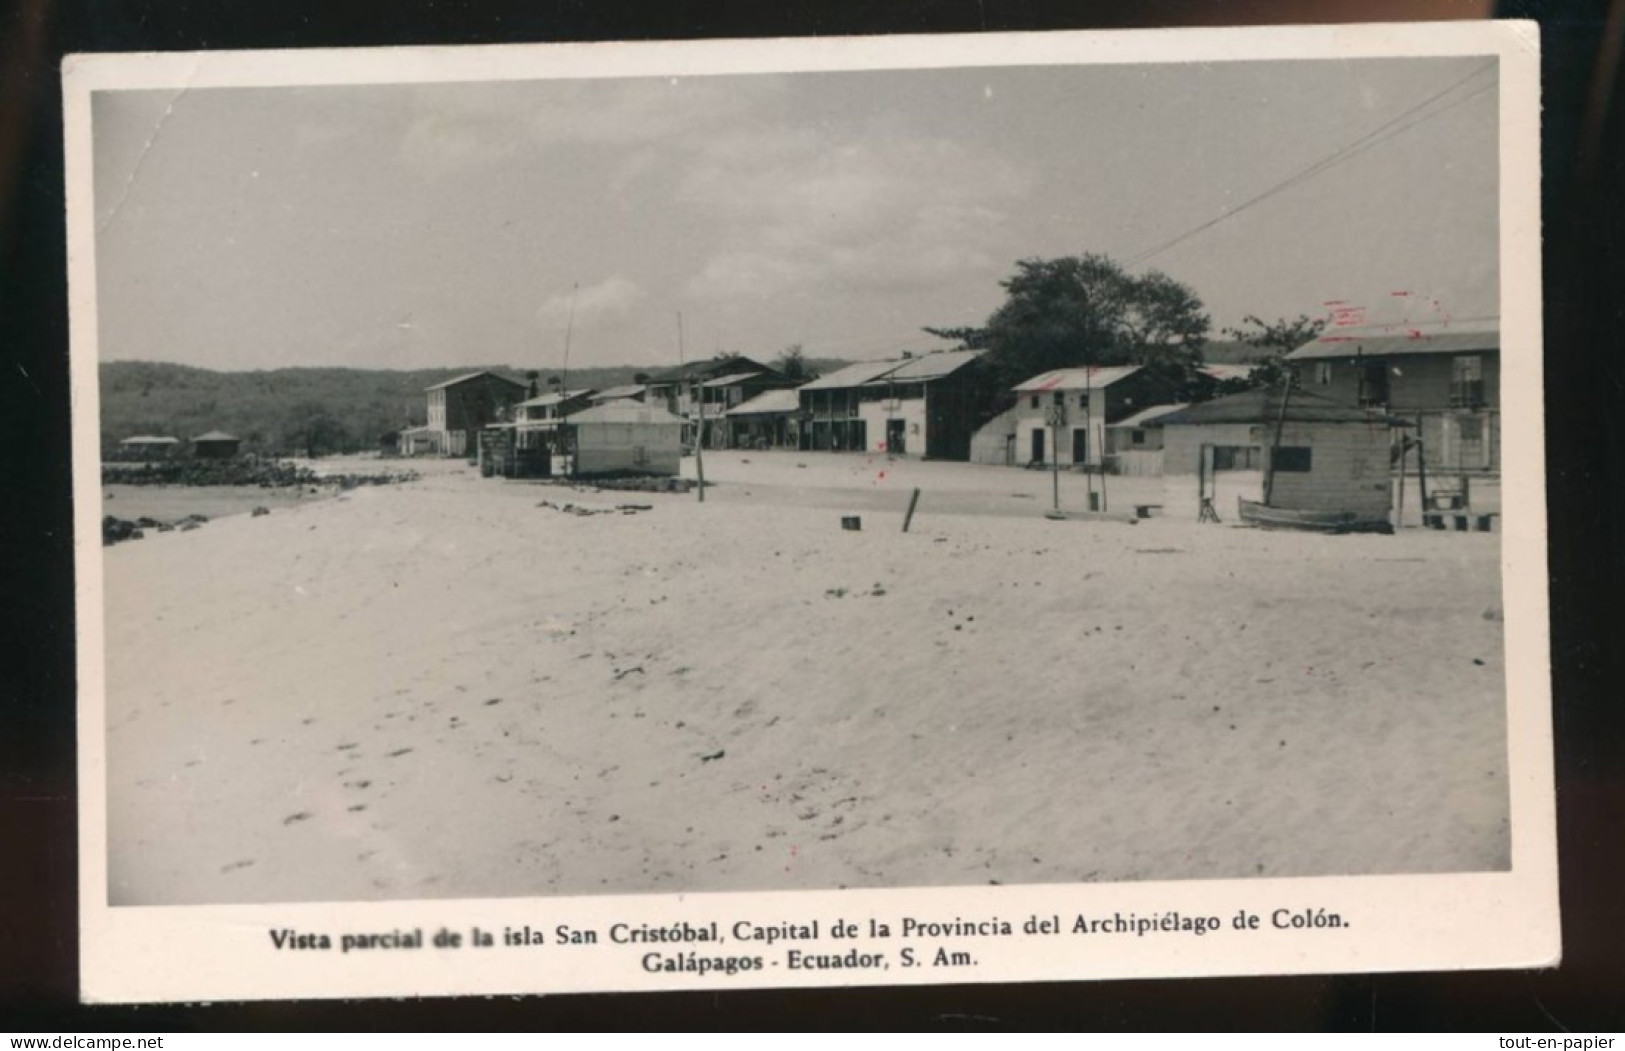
[681,122,1032,303]
[534,276,646,329]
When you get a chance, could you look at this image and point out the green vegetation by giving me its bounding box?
[99,361,647,456]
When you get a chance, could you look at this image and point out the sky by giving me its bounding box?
[91,55,1499,372]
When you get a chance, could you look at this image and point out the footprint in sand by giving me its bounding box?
[283,811,313,825]
[387,747,413,758]
[220,859,255,874]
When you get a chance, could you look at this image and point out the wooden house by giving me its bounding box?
[512,389,596,452]
[422,371,528,457]
[796,350,992,460]
[643,355,787,448]
[1154,388,1403,522]
[1284,327,1499,473]
[191,430,242,459]
[970,365,1182,469]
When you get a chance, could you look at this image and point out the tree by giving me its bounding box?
[283,402,350,458]
[927,254,1210,389]
[1214,314,1328,393]
[772,344,817,382]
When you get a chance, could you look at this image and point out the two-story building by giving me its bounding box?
[643,355,790,448]
[1284,327,1499,472]
[970,365,1183,469]
[421,371,528,457]
[798,350,993,459]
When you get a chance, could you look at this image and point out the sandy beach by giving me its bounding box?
[102,452,1509,906]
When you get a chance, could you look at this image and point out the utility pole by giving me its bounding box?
[560,282,578,476]
[678,312,704,503]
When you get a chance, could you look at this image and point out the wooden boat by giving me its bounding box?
[1237,497,1393,535]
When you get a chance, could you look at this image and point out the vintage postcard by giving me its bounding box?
[66,22,1553,1003]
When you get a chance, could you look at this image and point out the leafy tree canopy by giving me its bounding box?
[1213,314,1328,393]
[927,254,1210,388]
[772,344,818,382]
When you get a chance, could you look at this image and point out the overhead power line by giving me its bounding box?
[1127,61,1498,269]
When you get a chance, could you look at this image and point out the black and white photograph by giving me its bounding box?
[65,23,1555,1002]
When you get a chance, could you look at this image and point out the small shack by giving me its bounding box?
[117,435,180,460]
[568,402,685,477]
[1154,388,1401,523]
[191,430,242,459]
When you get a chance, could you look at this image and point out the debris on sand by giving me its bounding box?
[251,506,271,517]
[102,516,144,546]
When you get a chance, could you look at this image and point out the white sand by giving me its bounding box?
[103,453,1509,905]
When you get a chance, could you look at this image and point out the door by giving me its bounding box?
[1030,428,1045,464]
[1072,427,1089,466]
[887,419,906,454]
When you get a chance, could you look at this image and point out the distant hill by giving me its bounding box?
[99,362,645,456]
[98,358,855,457]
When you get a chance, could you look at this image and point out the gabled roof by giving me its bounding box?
[424,370,526,392]
[798,359,907,391]
[193,430,239,442]
[591,384,647,401]
[1286,328,1500,361]
[646,356,775,385]
[1108,404,1188,429]
[726,388,801,416]
[516,389,595,409]
[869,350,984,384]
[701,371,764,388]
[1154,388,1408,427]
[1013,365,1141,393]
[568,402,685,426]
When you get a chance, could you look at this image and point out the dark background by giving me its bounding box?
[3,0,1620,1032]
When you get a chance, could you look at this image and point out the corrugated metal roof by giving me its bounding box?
[871,350,984,383]
[568,402,685,426]
[1013,365,1141,392]
[121,435,179,444]
[1286,328,1500,361]
[193,430,239,442]
[1108,404,1188,429]
[701,371,764,388]
[1155,388,1407,427]
[516,389,594,409]
[726,389,801,416]
[424,370,526,392]
[799,359,906,391]
[591,384,647,401]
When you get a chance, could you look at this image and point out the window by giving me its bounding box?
[1212,446,1262,471]
[1079,392,1090,408]
[1273,446,1312,473]
[1131,429,1147,446]
[1316,362,1332,386]
[1030,395,1040,409]
[1458,415,1484,442]
[1451,355,1485,407]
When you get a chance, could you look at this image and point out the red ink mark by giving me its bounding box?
[878,471,886,480]
[1390,290,1411,296]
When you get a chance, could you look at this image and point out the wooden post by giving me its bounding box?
[1415,414,1429,512]
[695,378,706,504]
[1395,438,1408,529]
[902,487,921,533]
[1262,381,1292,507]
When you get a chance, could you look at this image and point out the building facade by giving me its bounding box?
[1284,328,1499,473]
[422,371,528,457]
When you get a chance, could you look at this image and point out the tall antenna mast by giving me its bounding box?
[561,281,579,402]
